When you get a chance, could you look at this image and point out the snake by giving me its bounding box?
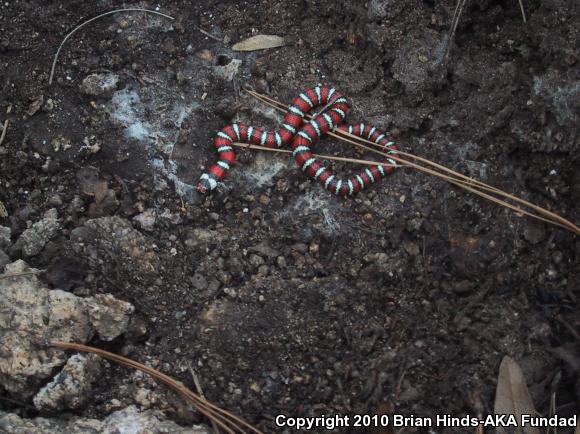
[196,84,399,197]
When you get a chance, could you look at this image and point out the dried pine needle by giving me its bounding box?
[51,342,263,434]
[49,8,174,85]
[0,120,8,146]
[242,88,580,236]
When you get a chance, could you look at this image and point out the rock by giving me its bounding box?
[47,194,63,207]
[249,254,265,267]
[191,273,208,290]
[0,260,134,398]
[0,260,91,397]
[291,243,308,254]
[248,241,279,258]
[0,225,11,249]
[51,135,73,152]
[133,209,157,231]
[452,280,475,295]
[0,406,209,433]
[85,293,134,341]
[15,211,60,256]
[161,38,176,54]
[403,241,420,257]
[523,222,546,245]
[367,0,403,19]
[70,217,159,275]
[33,354,102,411]
[79,72,120,98]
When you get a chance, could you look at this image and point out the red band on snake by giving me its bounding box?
[197,84,399,197]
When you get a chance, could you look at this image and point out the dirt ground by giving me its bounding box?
[1,0,579,432]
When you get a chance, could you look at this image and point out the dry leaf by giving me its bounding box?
[94,180,109,204]
[232,34,285,51]
[494,356,540,434]
[26,95,44,116]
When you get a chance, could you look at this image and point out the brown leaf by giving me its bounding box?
[494,356,540,434]
[94,180,109,204]
[26,95,44,116]
[232,34,285,51]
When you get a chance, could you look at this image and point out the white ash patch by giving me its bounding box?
[239,153,289,188]
[284,191,342,234]
[110,87,151,142]
[107,81,200,196]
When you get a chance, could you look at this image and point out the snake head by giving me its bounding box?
[196,174,218,194]
[196,180,209,194]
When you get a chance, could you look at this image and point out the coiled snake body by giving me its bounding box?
[197,84,398,197]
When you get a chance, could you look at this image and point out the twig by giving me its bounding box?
[51,342,263,434]
[232,141,396,167]
[518,0,527,23]
[196,25,223,42]
[189,363,219,434]
[243,88,580,236]
[394,365,407,400]
[49,8,175,85]
[234,141,566,229]
[0,119,8,146]
[445,0,469,62]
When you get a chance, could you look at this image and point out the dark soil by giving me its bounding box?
[1,0,579,432]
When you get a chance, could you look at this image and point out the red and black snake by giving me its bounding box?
[197,84,399,197]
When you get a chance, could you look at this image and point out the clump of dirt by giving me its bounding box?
[0,0,578,432]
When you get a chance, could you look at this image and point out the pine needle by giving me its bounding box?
[0,119,8,146]
[51,342,263,434]
[518,0,527,23]
[241,88,580,236]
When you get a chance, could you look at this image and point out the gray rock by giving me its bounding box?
[523,223,546,245]
[85,293,134,341]
[15,211,60,256]
[133,209,157,231]
[0,225,10,249]
[367,0,403,19]
[191,273,208,290]
[80,72,120,98]
[0,260,134,398]
[33,354,102,411]
[248,241,280,258]
[0,406,209,433]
